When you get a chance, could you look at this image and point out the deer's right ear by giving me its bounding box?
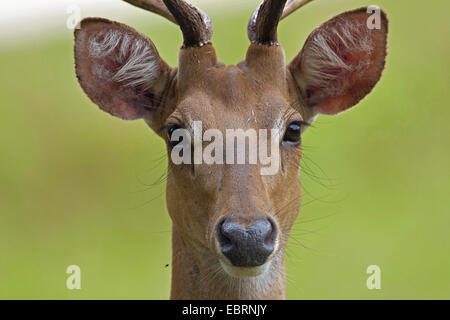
[74,18,174,122]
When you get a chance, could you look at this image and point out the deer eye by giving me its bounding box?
[165,124,183,147]
[283,121,302,144]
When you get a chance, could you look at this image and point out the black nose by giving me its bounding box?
[217,218,276,267]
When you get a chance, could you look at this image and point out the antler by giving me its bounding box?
[124,0,213,48]
[248,0,314,45]
[282,0,314,20]
[247,0,288,45]
[124,0,176,23]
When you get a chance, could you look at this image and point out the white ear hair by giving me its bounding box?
[301,18,373,96]
[88,29,160,90]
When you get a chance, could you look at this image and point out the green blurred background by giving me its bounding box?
[1,0,449,299]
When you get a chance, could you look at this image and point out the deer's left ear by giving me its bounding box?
[289,7,388,116]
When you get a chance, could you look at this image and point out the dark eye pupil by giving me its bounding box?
[167,125,182,147]
[284,122,302,143]
[168,126,176,137]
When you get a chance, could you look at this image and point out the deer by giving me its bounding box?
[73,0,388,299]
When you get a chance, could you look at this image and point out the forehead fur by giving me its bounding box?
[171,70,293,131]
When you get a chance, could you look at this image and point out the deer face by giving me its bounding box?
[74,0,388,282]
[162,48,305,277]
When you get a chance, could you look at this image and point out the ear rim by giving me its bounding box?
[74,17,174,121]
[288,7,389,117]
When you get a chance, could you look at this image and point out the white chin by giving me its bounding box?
[219,259,271,278]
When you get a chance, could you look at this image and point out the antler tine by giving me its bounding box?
[123,0,212,48]
[281,0,314,20]
[247,0,288,45]
[163,0,213,48]
[124,0,176,24]
[248,0,314,45]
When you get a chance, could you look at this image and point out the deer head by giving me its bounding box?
[74,0,388,299]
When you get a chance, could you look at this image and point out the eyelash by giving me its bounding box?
[160,124,183,147]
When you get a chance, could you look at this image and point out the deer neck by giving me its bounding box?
[169,225,286,300]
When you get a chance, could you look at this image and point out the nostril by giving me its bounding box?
[216,219,232,251]
[264,218,277,248]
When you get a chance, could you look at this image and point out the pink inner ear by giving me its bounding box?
[87,27,160,91]
[75,19,165,120]
[316,44,373,115]
[317,96,345,115]
[294,8,388,115]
